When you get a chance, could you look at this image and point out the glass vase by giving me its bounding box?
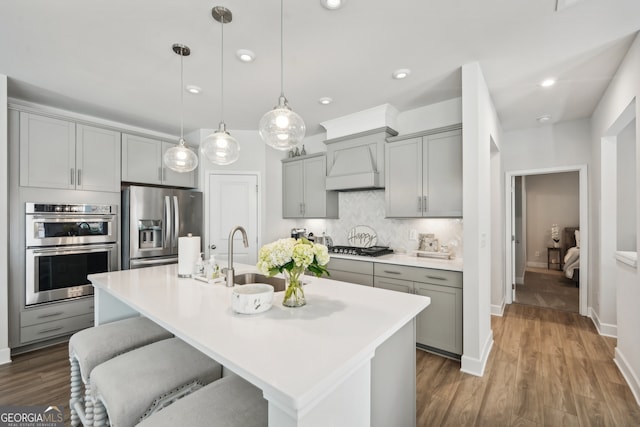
[283,268,306,307]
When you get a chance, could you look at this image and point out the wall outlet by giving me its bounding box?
[409,229,418,241]
[535,251,540,257]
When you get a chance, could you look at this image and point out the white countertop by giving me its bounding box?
[330,252,464,272]
[89,263,430,413]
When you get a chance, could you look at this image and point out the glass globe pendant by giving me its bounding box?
[164,44,198,173]
[202,6,240,166]
[258,0,306,150]
[200,122,240,165]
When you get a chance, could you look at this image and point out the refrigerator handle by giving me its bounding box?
[164,196,171,249]
[173,195,179,249]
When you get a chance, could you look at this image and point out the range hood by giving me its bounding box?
[321,104,399,191]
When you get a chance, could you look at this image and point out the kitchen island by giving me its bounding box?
[89,263,430,427]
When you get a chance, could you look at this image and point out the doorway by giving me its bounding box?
[505,165,588,316]
[206,172,260,265]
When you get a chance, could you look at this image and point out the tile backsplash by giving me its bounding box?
[299,190,464,257]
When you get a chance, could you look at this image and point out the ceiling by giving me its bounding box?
[1,0,639,140]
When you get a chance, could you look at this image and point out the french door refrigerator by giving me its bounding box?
[122,185,203,269]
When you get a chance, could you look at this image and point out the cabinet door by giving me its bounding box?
[20,112,76,189]
[424,130,462,217]
[385,137,423,217]
[282,160,304,218]
[76,124,121,192]
[374,276,413,293]
[303,155,328,217]
[414,281,463,355]
[121,134,162,185]
[162,141,196,188]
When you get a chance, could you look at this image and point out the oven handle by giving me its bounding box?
[29,215,116,222]
[28,244,117,256]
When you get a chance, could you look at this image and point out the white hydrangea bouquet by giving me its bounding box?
[257,237,330,307]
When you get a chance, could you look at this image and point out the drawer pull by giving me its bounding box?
[37,311,65,319]
[383,270,402,275]
[426,275,447,281]
[38,326,64,334]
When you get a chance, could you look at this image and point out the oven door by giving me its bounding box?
[26,214,117,247]
[25,243,118,306]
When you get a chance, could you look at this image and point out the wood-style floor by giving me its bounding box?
[515,267,579,313]
[2,303,639,426]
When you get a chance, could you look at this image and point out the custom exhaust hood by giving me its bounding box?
[321,104,398,191]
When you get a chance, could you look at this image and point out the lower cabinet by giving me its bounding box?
[20,297,94,344]
[326,258,374,287]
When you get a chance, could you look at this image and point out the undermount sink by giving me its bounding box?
[234,272,286,292]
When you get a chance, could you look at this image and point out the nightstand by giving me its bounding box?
[547,247,563,270]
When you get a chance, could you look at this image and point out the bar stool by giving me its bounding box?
[137,374,267,427]
[68,316,173,427]
[90,337,223,427]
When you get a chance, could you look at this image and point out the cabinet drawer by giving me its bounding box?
[21,313,94,344]
[21,297,94,327]
[374,276,413,294]
[328,270,373,287]
[374,263,462,288]
[327,258,373,275]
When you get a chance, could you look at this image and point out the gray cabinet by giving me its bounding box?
[19,112,121,192]
[373,263,463,356]
[326,258,373,287]
[20,297,94,344]
[385,128,462,218]
[282,153,338,218]
[122,134,196,188]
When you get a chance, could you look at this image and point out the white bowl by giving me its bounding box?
[232,283,274,314]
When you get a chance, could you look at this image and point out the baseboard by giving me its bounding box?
[0,347,11,365]
[614,347,640,406]
[491,302,504,317]
[515,276,524,285]
[460,330,494,377]
[589,307,617,338]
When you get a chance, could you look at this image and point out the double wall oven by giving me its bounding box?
[25,203,118,306]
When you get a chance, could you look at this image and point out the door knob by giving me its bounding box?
[210,244,217,250]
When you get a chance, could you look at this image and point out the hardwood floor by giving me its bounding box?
[515,267,579,313]
[2,304,639,426]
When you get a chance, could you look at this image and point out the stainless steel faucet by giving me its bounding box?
[224,225,249,287]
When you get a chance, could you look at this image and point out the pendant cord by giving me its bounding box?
[280,0,284,98]
[220,14,225,124]
[179,50,184,141]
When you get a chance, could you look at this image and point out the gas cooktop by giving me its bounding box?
[329,246,394,257]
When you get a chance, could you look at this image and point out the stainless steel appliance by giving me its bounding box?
[122,185,203,269]
[25,203,118,305]
[329,246,394,257]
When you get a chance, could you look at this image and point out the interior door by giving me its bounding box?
[208,173,259,265]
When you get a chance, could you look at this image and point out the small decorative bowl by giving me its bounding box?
[232,284,274,314]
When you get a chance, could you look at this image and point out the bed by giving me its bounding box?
[563,227,580,286]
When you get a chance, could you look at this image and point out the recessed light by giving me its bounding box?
[392,69,411,80]
[537,115,552,123]
[185,85,202,94]
[321,0,346,10]
[318,97,333,105]
[540,78,556,87]
[236,49,255,62]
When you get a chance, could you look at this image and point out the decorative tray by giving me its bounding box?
[413,250,453,260]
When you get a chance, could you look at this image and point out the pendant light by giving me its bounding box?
[258,0,306,150]
[164,44,199,173]
[200,6,240,166]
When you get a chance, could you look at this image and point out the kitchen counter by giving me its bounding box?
[89,263,429,427]
[330,252,464,272]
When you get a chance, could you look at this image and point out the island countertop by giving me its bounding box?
[89,263,430,426]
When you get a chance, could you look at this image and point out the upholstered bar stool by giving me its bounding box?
[137,374,267,427]
[90,337,223,427]
[68,316,173,427]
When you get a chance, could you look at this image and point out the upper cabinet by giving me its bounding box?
[121,134,196,188]
[19,112,121,192]
[282,153,338,219]
[385,127,462,218]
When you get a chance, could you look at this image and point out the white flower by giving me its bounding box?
[256,237,330,277]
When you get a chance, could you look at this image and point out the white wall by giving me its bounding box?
[461,62,499,376]
[0,74,9,364]
[617,119,637,251]
[591,33,640,403]
[525,172,579,267]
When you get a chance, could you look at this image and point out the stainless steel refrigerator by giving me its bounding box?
[122,185,203,269]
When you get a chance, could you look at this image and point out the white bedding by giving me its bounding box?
[563,246,580,279]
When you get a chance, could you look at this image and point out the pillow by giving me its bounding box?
[574,229,580,248]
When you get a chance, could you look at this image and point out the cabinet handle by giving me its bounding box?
[38,326,64,334]
[423,195,428,212]
[77,169,82,186]
[70,168,75,185]
[426,275,447,281]
[37,311,64,319]
[417,196,422,212]
[383,270,402,275]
